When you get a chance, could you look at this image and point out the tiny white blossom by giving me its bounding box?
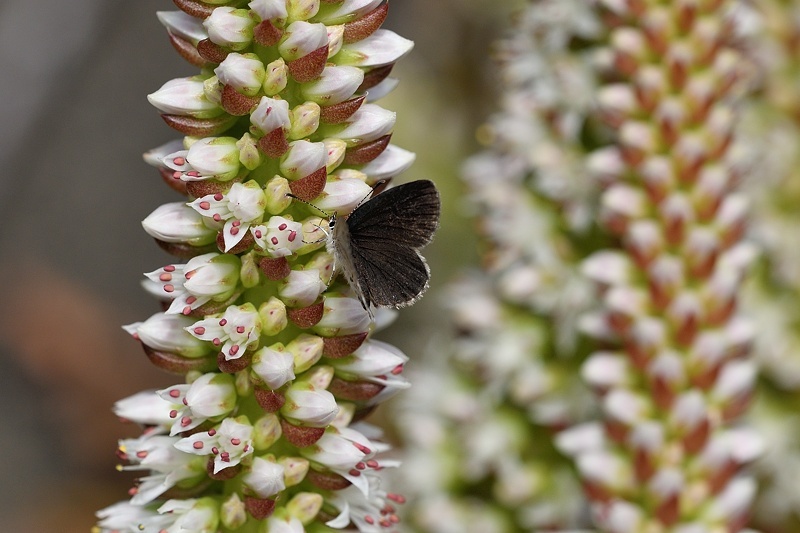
[158,372,237,435]
[175,417,255,474]
[187,303,263,360]
[251,216,304,257]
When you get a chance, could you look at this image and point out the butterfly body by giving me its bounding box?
[327,180,440,315]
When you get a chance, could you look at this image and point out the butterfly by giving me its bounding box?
[326,180,440,316]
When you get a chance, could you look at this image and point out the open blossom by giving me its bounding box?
[102,0,416,530]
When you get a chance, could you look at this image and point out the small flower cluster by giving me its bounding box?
[397,2,603,531]
[97,1,415,531]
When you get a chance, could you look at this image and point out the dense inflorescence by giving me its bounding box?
[95,1,416,532]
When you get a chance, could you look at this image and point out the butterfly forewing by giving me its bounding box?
[346,180,440,249]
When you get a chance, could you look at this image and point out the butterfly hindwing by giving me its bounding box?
[346,180,440,249]
[349,240,430,308]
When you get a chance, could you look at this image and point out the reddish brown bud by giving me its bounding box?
[328,377,384,401]
[287,301,325,328]
[254,20,283,46]
[358,64,393,92]
[306,469,352,490]
[322,332,368,358]
[173,0,215,18]
[207,458,241,480]
[344,2,388,44]
[258,256,292,280]
[288,167,327,201]
[217,351,252,374]
[221,84,260,116]
[160,114,239,137]
[343,134,392,165]
[255,388,286,412]
[287,45,328,82]
[320,95,366,124]
[280,419,325,447]
[197,38,228,64]
[142,343,218,374]
[168,32,212,68]
[154,239,218,259]
[244,496,277,520]
[257,128,290,157]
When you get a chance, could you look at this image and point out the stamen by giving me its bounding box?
[193,441,204,450]
[279,223,287,230]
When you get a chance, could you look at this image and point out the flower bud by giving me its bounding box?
[295,216,328,255]
[148,76,222,118]
[250,0,288,21]
[183,252,242,301]
[253,413,283,450]
[113,390,175,427]
[336,29,413,67]
[323,139,347,173]
[331,339,407,378]
[180,136,242,181]
[125,313,212,358]
[304,252,334,285]
[263,58,289,95]
[251,96,291,134]
[237,132,263,171]
[243,456,286,498]
[220,493,247,530]
[215,53,265,96]
[203,7,255,51]
[302,66,364,106]
[327,104,396,145]
[252,342,296,389]
[279,457,310,487]
[142,202,217,246]
[326,24,344,57]
[264,176,293,214]
[301,365,334,390]
[286,492,323,524]
[280,140,328,180]
[288,102,321,139]
[158,498,220,532]
[264,515,305,533]
[287,0,319,22]
[157,11,209,45]
[314,177,372,213]
[279,269,327,307]
[239,251,261,288]
[287,333,324,373]
[279,21,328,61]
[282,382,339,427]
[314,297,371,336]
[315,0,383,24]
[259,297,289,336]
[359,144,416,180]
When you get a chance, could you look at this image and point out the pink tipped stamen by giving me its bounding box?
[194,327,206,335]
[353,442,372,454]
[199,201,211,210]
[231,438,241,446]
[229,345,240,356]
[356,462,366,470]
[366,459,379,469]
[213,214,222,222]
[136,451,148,459]
[159,273,172,282]
[288,231,297,242]
[219,319,228,326]
[163,284,175,293]
[172,156,186,166]
[255,229,263,238]
[180,416,192,427]
[221,452,231,462]
[230,227,239,235]
[391,364,404,375]
[211,446,220,455]
[193,441,204,450]
[213,338,221,346]
[236,326,245,334]
[232,220,241,227]
[164,265,176,272]
[169,409,178,419]
[349,469,361,476]
[169,389,181,398]
[365,516,375,525]
[387,493,406,504]
[182,306,192,315]
[271,237,279,245]
[208,429,217,436]
[278,223,287,230]
[187,171,200,177]
[214,193,224,201]
[186,296,197,304]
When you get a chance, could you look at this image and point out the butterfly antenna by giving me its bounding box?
[354,179,389,210]
[286,193,331,218]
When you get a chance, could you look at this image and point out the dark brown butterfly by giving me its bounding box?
[327,180,440,316]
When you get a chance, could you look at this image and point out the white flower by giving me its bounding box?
[358,144,415,180]
[148,77,220,117]
[280,140,328,180]
[265,515,305,533]
[119,433,204,504]
[96,501,169,533]
[282,382,339,427]
[203,7,254,50]
[242,456,286,498]
[330,340,411,404]
[163,137,241,182]
[144,253,241,315]
[314,178,372,214]
[124,313,212,358]
[215,53,266,96]
[314,0,382,24]
[187,303,263,360]
[250,96,291,134]
[335,29,414,67]
[158,497,220,533]
[279,21,328,61]
[251,216,304,257]
[249,0,288,21]
[330,104,395,144]
[114,390,175,427]
[315,296,372,336]
[142,202,217,246]
[175,417,255,474]
[189,181,267,251]
[158,372,237,435]
[279,269,327,307]
[252,344,296,389]
[326,474,403,532]
[302,66,364,105]
[156,11,208,44]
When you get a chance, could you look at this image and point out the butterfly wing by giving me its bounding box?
[349,240,431,308]
[346,180,440,249]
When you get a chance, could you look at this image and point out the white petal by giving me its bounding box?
[157,11,208,43]
[336,29,414,67]
[332,104,395,144]
[357,144,415,180]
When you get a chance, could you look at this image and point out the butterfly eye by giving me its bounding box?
[329,218,336,228]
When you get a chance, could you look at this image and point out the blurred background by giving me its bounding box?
[0,0,523,530]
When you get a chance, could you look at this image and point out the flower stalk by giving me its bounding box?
[96,1,416,531]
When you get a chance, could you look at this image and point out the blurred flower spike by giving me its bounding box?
[96,1,415,531]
